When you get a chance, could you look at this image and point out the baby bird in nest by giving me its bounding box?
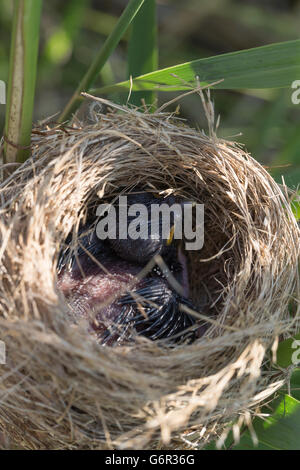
[57,192,203,346]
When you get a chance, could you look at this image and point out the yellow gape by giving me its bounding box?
[166,225,175,246]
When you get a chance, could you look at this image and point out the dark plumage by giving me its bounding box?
[108,192,179,265]
[57,192,199,345]
[116,277,195,343]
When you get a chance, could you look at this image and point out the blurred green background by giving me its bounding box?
[0,0,299,188]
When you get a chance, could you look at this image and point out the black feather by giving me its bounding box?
[114,277,196,343]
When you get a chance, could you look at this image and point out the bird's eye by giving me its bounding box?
[166,225,175,246]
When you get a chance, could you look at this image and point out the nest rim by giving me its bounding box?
[0,97,299,449]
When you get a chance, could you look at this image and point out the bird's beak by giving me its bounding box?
[166,225,175,246]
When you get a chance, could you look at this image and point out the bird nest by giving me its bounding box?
[0,95,299,450]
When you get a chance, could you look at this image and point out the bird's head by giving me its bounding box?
[107,191,183,266]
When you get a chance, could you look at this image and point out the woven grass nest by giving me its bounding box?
[0,95,299,450]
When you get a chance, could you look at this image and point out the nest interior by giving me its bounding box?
[0,98,299,449]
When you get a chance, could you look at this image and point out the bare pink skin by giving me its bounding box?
[57,240,194,344]
[57,258,143,342]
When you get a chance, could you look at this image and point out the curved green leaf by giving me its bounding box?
[276,334,300,368]
[206,393,300,450]
[92,39,300,95]
[231,395,300,450]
